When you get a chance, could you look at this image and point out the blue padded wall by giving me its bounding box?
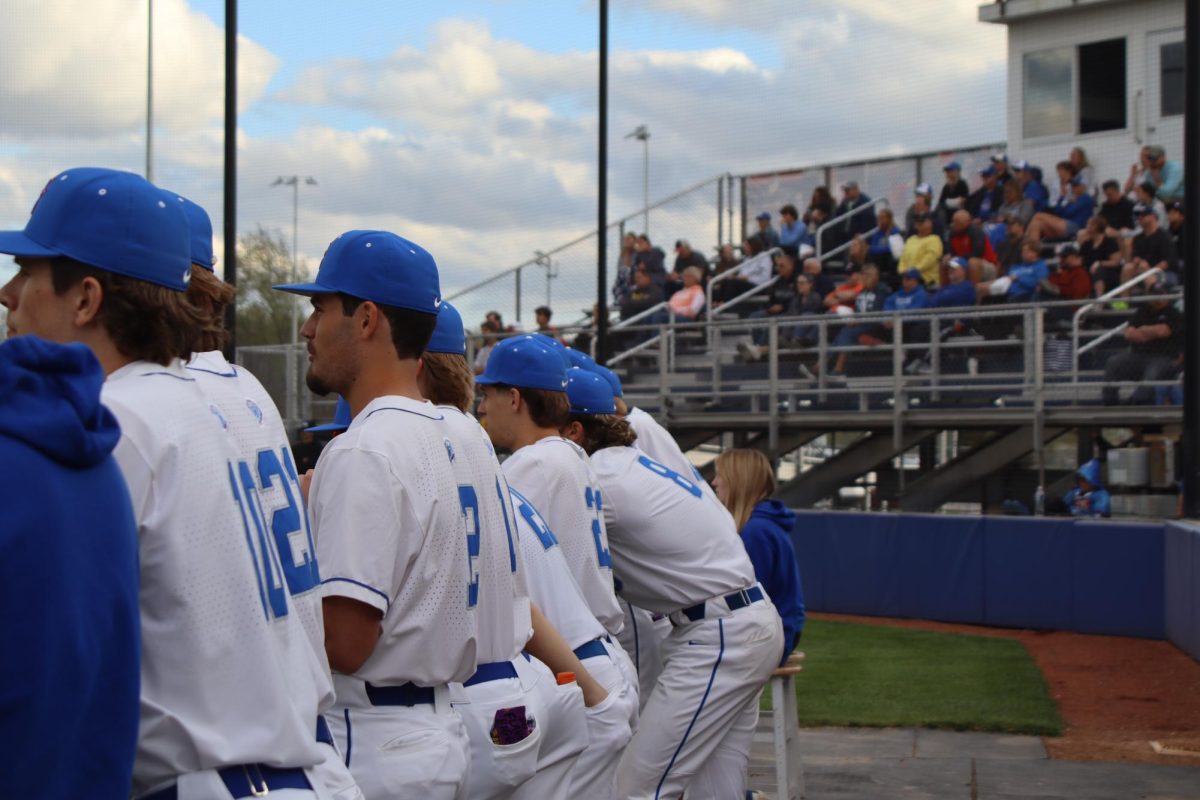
[789,511,1166,639]
[1165,523,1200,660]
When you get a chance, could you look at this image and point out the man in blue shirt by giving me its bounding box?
[778,203,805,256]
[1014,160,1050,213]
[1026,175,1096,244]
[755,212,780,248]
[930,258,979,308]
[1004,241,1049,302]
[1125,145,1184,204]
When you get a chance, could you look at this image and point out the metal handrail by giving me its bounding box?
[816,197,887,259]
[1071,267,1163,389]
[818,225,879,266]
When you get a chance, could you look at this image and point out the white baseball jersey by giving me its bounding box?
[508,486,607,650]
[501,436,623,636]
[588,446,756,614]
[436,406,532,663]
[625,406,704,484]
[102,359,323,795]
[188,351,333,705]
[309,395,477,694]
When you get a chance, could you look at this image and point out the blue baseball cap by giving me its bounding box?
[274,230,441,315]
[914,182,933,196]
[0,167,192,291]
[306,396,351,433]
[566,348,595,370]
[948,257,968,271]
[591,363,624,398]
[943,161,961,172]
[756,211,771,221]
[426,301,466,355]
[902,268,922,280]
[176,195,216,270]
[475,334,567,392]
[566,367,616,415]
[1013,159,1031,172]
[980,165,997,177]
[533,333,573,368]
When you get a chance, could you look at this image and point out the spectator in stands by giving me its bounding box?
[474,320,500,375]
[1002,241,1049,302]
[1026,175,1095,244]
[1167,201,1185,263]
[1069,147,1095,190]
[834,181,875,243]
[778,204,805,256]
[633,234,666,285]
[806,205,833,257]
[1050,160,1078,206]
[1102,294,1182,405]
[994,214,1028,275]
[739,253,799,360]
[827,265,891,377]
[1122,204,1180,287]
[712,234,774,304]
[1057,460,1111,518]
[898,212,944,288]
[755,212,780,248]
[937,161,970,221]
[787,273,826,356]
[995,179,1035,233]
[991,152,1012,186]
[880,269,931,373]
[534,305,559,338]
[803,186,835,228]
[668,266,706,320]
[714,243,741,275]
[822,266,865,316]
[711,450,805,666]
[666,238,709,298]
[967,165,1003,224]
[802,257,835,299]
[613,232,638,306]
[1133,180,1168,230]
[845,236,870,275]
[1079,214,1122,296]
[929,257,978,309]
[905,183,939,236]
[943,209,998,285]
[1013,160,1049,213]
[867,207,904,280]
[1098,179,1137,237]
[620,266,665,322]
[1124,144,1184,204]
[1044,243,1093,303]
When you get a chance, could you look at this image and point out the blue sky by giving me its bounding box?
[0,0,1006,328]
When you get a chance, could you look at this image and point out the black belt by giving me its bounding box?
[680,585,765,623]
[141,764,312,800]
[573,638,608,660]
[464,660,519,687]
[365,681,435,706]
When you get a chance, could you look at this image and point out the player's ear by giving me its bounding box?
[561,419,584,445]
[356,300,381,340]
[507,387,522,413]
[72,275,104,328]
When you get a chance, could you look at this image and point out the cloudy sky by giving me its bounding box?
[0,0,1006,327]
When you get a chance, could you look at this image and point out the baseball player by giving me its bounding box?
[418,302,602,798]
[422,303,633,796]
[566,351,674,705]
[275,230,476,800]
[0,167,329,799]
[0,335,140,800]
[477,337,636,798]
[562,369,783,799]
[178,197,364,800]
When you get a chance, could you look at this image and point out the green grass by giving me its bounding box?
[763,619,1063,736]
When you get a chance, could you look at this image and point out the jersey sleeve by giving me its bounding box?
[311,447,409,614]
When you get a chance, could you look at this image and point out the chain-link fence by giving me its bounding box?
[234,343,333,436]
[740,143,1004,240]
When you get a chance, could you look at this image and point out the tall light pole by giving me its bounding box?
[145,0,154,182]
[625,124,649,235]
[271,176,317,344]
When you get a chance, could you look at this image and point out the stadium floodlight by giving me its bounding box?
[271,176,318,346]
[625,125,650,235]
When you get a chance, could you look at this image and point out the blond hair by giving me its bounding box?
[421,351,475,412]
[714,449,776,531]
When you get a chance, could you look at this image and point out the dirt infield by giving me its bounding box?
[813,612,1200,766]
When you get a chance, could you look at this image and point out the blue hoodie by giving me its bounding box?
[1007,258,1048,301]
[1062,459,1112,518]
[741,500,806,665]
[0,337,140,800]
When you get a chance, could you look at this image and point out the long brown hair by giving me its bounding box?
[714,449,776,531]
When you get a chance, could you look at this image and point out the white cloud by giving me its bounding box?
[0,0,278,139]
